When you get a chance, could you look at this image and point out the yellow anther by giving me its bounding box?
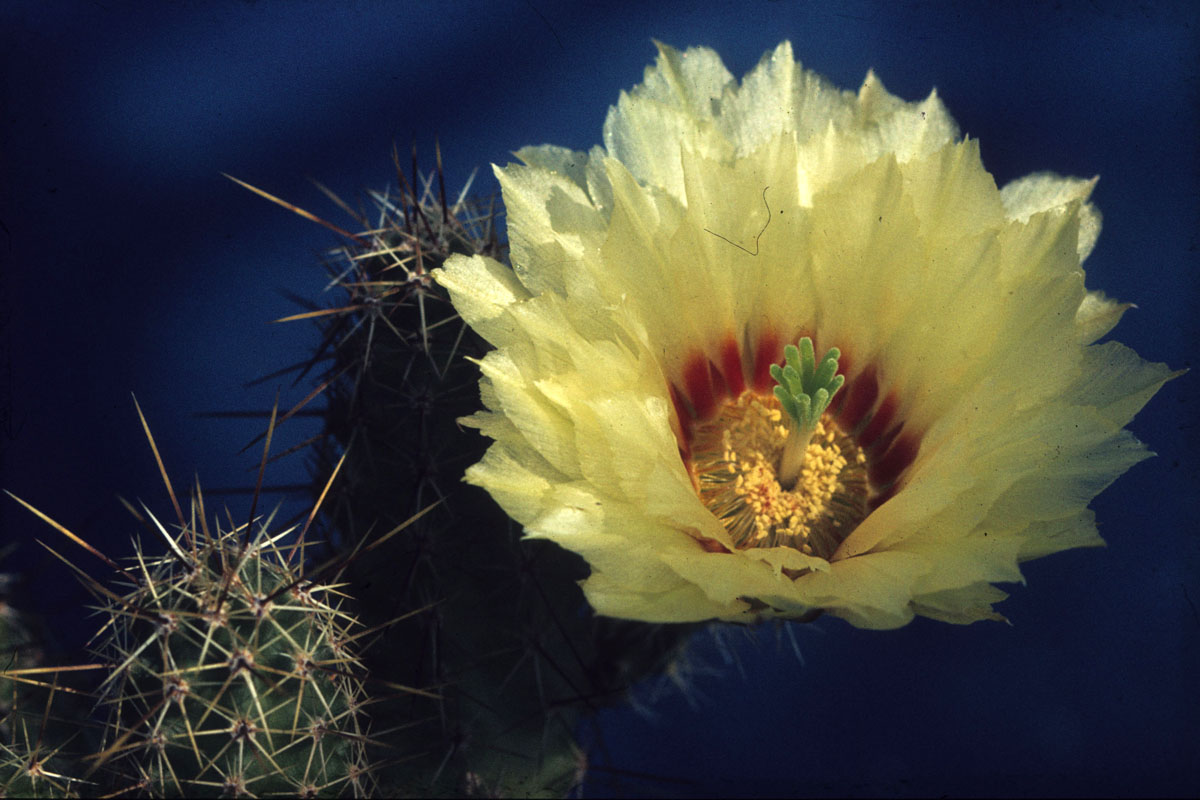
[690,392,867,558]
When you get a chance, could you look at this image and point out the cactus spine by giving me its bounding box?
[92,499,374,798]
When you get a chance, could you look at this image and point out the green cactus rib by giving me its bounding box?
[0,698,88,799]
[94,505,375,799]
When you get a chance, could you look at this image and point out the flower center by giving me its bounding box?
[690,392,868,558]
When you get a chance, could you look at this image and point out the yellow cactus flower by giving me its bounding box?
[435,42,1174,629]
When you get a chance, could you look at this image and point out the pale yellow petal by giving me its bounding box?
[899,138,1004,241]
[912,583,1010,625]
[601,48,733,202]
[494,159,607,299]
[435,254,531,342]
[1014,511,1104,562]
[583,568,745,623]
[1000,172,1101,260]
[464,440,558,526]
[1075,290,1131,344]
[857,80,959,165]
[1068,342,1178,427]
[474,349,582,478]
[793,551,930,629]
[718,41,857,153]
[513,144,591,195]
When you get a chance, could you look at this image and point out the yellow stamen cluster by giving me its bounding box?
[691,393,868,558]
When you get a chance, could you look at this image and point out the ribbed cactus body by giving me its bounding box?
[96,519,372,798]
[0,722,83,799]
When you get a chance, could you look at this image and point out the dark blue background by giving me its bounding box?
[2,1,1196,796]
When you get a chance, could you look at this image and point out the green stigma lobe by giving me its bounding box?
[772,339,844,432]
[772,338,844,489]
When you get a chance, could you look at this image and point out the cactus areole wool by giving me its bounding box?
[435,42,1173,629]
